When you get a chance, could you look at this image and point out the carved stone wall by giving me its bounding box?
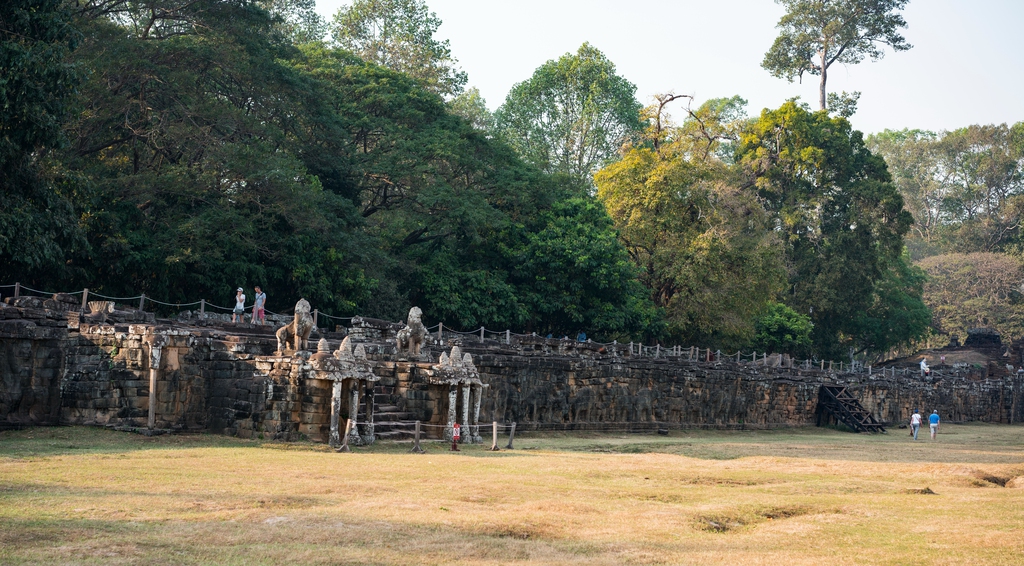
[2,301,1023,439]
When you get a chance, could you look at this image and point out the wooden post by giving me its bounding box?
[438,322,443,341]
[313,309,318,329]
[656,344,660,357]
[14,282,19,298]
[480,326,484,343]
[80,288,89,313]
[821,360,825,370]
[200,299,205,317]
[410,420,425,454]
[505,422,516,449]
[737,351,741,363]
[690,346,695,360]
[139,293,145,311]
[490,421,499,451]
[506,329,510,344]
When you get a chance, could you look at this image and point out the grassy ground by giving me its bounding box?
[1,424,1022,565]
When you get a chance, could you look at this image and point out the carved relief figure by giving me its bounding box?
[276,298,314,352]
[396,306,427,356]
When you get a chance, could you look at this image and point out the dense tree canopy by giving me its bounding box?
[0,0,651,341]
[4,0,977,357]
[596,97,784,348]
[495,43,643,185]
[0,0,85,284]
[918,253,1024,344]
[331,0,466,97]
[737,101,923,358]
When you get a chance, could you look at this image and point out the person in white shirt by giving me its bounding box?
[919,358,930,377]
[252,286,267,325]
[232,287,246,323]
[910,409,922,440]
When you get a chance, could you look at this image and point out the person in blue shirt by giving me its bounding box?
[929,410,940,440]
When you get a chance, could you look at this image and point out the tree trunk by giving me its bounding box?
[819,65,828,111]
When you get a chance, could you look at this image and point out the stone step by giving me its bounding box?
[374,429,416,441]
[375,412,416,422]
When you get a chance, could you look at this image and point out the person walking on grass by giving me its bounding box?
[252,286,266,326]
[929,410,940,440]
[910,409,922,441]
[232,287,246,323]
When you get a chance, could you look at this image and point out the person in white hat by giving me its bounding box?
[232,287,246,323]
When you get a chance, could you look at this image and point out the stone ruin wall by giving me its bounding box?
[2,301,1023,439]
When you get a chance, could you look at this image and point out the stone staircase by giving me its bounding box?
[369,384,418,441]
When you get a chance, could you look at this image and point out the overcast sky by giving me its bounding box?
[315,0,1024,135]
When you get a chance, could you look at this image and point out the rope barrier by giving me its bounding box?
[89,291,144,301]
[145,297,202,307]
[17,285,85,297]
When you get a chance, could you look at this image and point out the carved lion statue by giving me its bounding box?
[396,306,427,356]
[276,298,314,352]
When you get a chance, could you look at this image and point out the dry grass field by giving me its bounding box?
[1,424,1023,565]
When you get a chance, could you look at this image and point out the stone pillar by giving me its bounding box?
[146,333,168,430]
[348,381,361,445]
[460,383,470,443]
[148,345,162,430]
[329,380,343,448]
[361,382,375,444]
[445,386,458,442]
[470,384,482,443]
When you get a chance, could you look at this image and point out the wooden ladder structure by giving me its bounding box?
[816,385,886,433]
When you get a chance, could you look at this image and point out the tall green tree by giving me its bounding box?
[762,0,911,111]
[331,0,466,97]
[495,43,643,185]
[737,101,920,358]
[0,0,85,285]
[596,96,785,347]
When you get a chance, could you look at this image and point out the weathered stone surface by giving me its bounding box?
[2,303,1023,440]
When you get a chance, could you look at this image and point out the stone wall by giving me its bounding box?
[2,299,1022,439]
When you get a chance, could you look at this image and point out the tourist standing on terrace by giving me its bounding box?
[253,286,266,325]
[929,410,940,440]
[910,409,922,440]
[232,287,246,323]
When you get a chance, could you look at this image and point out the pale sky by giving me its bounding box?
[315,0,1024,135]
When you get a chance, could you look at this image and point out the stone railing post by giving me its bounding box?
[200,299,205,317]
[490,421,499,451]
[506,329,510,344]
[80,288,89,312]
[14,282,19,298]
[505,422,516,449]
[139,294,145,311]
[437,322,443,342]
[479,327,484,343]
